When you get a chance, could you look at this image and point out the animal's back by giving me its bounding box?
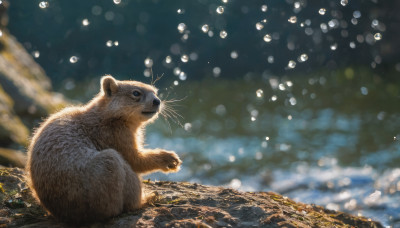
[29,107,91,173]
[27,107,129,223]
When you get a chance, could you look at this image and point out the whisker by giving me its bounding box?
[162,109,182,128]
[163,106,184,119]
[152,73,165,85]
[150,68,154,85]
[161,106,184,128]
[163,96,188,103]
[160,112,172,133]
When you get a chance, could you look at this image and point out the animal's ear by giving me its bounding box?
[101,75,118,97]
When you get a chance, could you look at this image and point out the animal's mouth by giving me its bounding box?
[141,111,157,115]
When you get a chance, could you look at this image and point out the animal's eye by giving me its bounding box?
[133,91,141,97]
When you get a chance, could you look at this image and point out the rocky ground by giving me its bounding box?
[0,168,382,228]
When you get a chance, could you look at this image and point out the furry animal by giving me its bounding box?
[26,75,182,224]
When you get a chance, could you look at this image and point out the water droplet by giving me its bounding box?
[299,54,308,62]
[330,43,338,50]
[173,80,179,86]
[261,5,268,12]
[215,104,226,116]
[32,51,40,58]
[201,24,209,33]
[173,67,181,76]
[82,19,90,26]
[288,115,292,120]
[289,97,297,105]
[340,0,348,6]
[288,60,296,68]
[0,30,2,37]
[256,89,264,98]
[106,40,113,47]
[251,109,259,118]
[251,116,256,121]
[360,87,368,95]
[255,152,262,160]
[189,52,198,61]
[213,67,221,77]
[165,56,172,64]
[177,9,184,14]
[371,19,379,27]
[222,0,228,3]
[319,8,326,15]
[39,1,49,9]
[184,123,192,131]
[349,41,356,48]
[265,136,270,141]
[229,178,241,189]
[181,33,189,40]
[294,2,301,9]
[271,95,277,101]
[113,0,121,5]
[263,34,272,42]
[144,58,153,68]
[267,56,274,63]
[228,155,235,162]
[208,31,214,37]
[288,16,297,24]
[255,22,264,30]
[69,56,78,63]
[179,72,187,80]
[113,41,119,46]
[216,6,224,14]
[328,19,338,28]
[374,33,382,41]
[177,23,186,33]
[230,51,238,59]
[143,69,151,77]
[353,10,361,19]
[181,55,189,63]
[219,30,228,39]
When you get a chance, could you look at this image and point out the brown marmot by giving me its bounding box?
[26,75,182,224]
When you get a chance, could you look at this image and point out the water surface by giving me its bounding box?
[133,68,400,226]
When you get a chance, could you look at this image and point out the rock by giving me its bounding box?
[0,168,383,228]
[0,7,69,164]
[0,85,30,148]
[0,148,26,168]
[0,30,66,125]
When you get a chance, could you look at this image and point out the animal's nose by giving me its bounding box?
[153,98,161,106]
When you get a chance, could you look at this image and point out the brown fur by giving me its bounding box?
[25,76,182,224]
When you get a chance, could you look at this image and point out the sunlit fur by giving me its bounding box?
[26,75,182,224]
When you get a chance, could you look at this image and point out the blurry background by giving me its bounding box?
[1,0,400,226]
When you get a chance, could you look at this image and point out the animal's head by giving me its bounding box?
[100,75,161,124]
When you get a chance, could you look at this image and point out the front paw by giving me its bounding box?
[158,150,182,173]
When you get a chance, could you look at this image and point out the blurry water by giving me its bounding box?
[139,69,400,227]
